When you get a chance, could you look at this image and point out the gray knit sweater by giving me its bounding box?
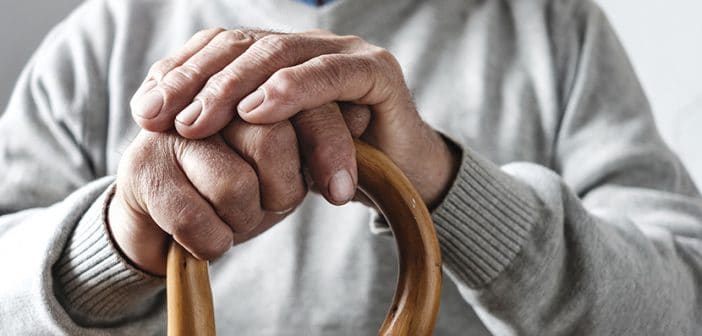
[1,0,701,335]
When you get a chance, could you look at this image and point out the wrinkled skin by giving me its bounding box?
[111,29,460,275]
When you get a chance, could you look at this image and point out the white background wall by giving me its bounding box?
[597,0,702,186]
[0,0,82,107]
[1,0,701,184]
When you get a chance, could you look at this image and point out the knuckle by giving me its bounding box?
[251,34,295,68]
[122,141,149,168]
[228,167,259,201]
[267,69,299,102]
[170,206,205,237]
[158,70,198,101]
[207,183,234,210]
[212,29,253,50]
[251,121,295,160]
[172,62,206,82]
[124,132,169,167]
[368,46,399,71]
[353,56,375,77]
[199,68,242,99]
[229,29,253,41]
[269,120,297,142]
[257,34,286,51]
[362,48,402,93]
[208,164,258,207]
[119,133,196,221]
[148,59,176,80]
[313,54,339,69]
[339,34,365,47]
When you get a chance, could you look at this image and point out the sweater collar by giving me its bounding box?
[297,0,331,6]
[237,0,419,34]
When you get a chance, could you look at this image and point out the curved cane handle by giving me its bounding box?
[167,140,442,335]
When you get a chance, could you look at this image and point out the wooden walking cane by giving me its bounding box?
[166,140,443,335]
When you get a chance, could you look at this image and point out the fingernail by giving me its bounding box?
[136,90,164,119]
[176,100,202,126]
[238,89,265,114]
[329,170,355,204]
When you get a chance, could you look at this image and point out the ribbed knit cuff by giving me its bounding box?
[432,147,541,289]
[53,184,164,325]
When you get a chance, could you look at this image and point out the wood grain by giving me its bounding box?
[167,140,442,336]
[167,242,216,336]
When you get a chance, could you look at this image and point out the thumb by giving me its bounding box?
[339,102,371,138]
[291,103,358,205]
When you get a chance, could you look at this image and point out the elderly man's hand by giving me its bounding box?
[131,28,459,214]
[112,101,377,275]
[110,116,315,276]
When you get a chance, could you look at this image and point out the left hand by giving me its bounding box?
[131,28,459,208]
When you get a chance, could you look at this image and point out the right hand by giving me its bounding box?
[109,103,371,276]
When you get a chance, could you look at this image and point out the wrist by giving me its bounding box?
[107,187,169,276]
[422,131,462,210]
[54,182,166,323]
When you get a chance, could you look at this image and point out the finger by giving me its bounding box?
[131,28,223,118]
[133,133,235,261]
[339,102,371,138]
[293,103,366,194]
[221,119,306,212]
[231,211,289,245]
[237,51,409,126]
[176,135,265,234]
[291,103,357,205]
[300,28,335,37]
[147,28,226,82]
[176,33,355,139]
[133,29,259,132]
[297,104,370,207]
[339,104,373,207]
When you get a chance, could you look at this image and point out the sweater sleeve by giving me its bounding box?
[433,2,702,335]
[0,0,165,333]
